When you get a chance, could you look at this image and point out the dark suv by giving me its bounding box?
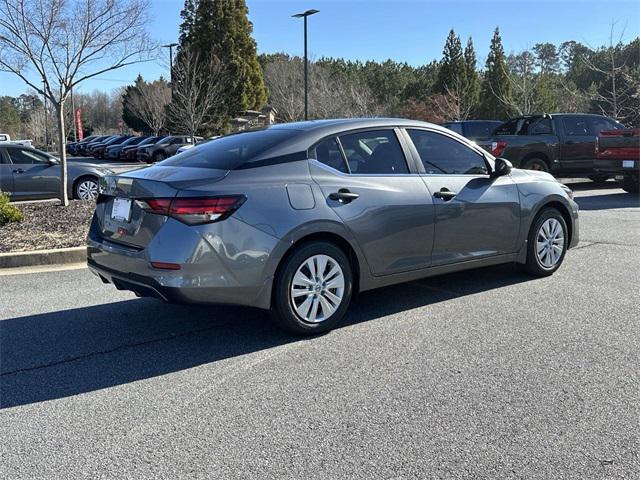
[442,120,504,141]
[136,135,201,163]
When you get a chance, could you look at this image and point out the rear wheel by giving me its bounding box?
[271,241,353,335]
[521,208,568,277]
[521,157,549,173]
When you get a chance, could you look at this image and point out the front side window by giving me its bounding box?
[311,137,348,173]
[528,118,553,135]
[7,148,50,165]
[407,129,488,175]
[337,129,409,174]
[563,117,591,136]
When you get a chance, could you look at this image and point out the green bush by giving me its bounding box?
[0,191,24,226]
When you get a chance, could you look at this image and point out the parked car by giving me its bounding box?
[478,113,625,177]
[91,135,132,159]
[136,135,201,163]
[87,118,579,335]
[442,120,504,141]
[0,144,112,201]
[0,133,33,148]
[66,135,99,156]
[119,136,167,161]
[595,128,639,193]
[79,135,116,157]
[105,136,148,160]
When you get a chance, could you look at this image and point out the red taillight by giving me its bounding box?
[150,261,181,270]
[142,196,245,225]
[491,140,507,157]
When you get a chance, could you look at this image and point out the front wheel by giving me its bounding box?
[152,151,166,163]
[74,177,99,200]
[521,208,568,277]
[271,242,353,335]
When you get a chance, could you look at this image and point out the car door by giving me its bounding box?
[404,128,521,266]
[0,148,15,196]
[6,147,60,200]
[309,128,435,276]
[559,116,596,172]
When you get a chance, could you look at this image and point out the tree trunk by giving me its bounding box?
[56,102,69,206]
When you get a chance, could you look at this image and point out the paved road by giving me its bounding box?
[1,182,638,479]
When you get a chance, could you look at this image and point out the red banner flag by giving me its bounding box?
[75,108,83,141]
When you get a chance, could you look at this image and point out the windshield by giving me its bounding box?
[159,129,300,170]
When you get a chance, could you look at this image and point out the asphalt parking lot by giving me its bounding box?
[1,181,638,479]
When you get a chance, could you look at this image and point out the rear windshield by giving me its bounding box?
[160,129,300,170]
[466,122,502,139]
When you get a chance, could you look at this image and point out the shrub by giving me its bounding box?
[0,191,24,226]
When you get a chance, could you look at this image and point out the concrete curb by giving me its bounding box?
[0,246,86,269]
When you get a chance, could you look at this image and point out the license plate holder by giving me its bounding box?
[623,160,635,168]
[111,197,132,222]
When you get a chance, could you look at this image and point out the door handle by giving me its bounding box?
[12,168,25,174]
[329,189,359,204]
[433,188,457,201]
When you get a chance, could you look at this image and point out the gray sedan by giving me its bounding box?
[0,144,113,201]
[87,118,579,334]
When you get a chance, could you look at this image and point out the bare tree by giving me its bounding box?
[127,78,171,135]
[0,0,154,205]
[168,49,225,139]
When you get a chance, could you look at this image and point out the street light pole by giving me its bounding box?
[292,9,319,121]
[162,43,179,83]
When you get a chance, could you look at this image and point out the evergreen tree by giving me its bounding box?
[479,27,513,120]
[463,37,480,115]
[121,74,152,133]
[178,0,267,130]
[435,29,466,94]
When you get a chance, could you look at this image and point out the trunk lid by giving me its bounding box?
[96,166,229,248]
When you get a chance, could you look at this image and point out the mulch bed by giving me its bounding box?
[0,200,96,253]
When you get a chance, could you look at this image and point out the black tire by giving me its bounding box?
[521,208,568,277]
[521,157,549,173]
[588,175,611,184]
[152,151,166,163]
[620,175,639,194]
[270,241,353,335]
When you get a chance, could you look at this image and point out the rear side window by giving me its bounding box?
[160,129,300,170]
[337,129,409,174]
[563,117,591,136]
[311,137,348,173]
[407,129,488,175]
[590,117,623,135]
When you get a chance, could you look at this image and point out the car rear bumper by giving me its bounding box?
[86,213,278,309]
[594,159,639,176]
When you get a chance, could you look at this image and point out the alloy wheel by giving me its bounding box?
[77,179,98,200]
[536,218,565,268]
[290,254,345,323]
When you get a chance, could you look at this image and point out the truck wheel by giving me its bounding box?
[522,157,549,173]
[620,175,639,194]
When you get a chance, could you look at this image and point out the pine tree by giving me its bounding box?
[178,0,267,131]
[435,29,466,94]
[463,37,480,115]
[479,27,513,120]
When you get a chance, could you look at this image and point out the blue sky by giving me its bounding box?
[1,0,639,96]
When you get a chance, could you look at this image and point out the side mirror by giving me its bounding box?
[48,158,59,165]
[491,157,512,178]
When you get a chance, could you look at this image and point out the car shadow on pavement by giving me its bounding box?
[574,192,640,210]
[1,264,532,409]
